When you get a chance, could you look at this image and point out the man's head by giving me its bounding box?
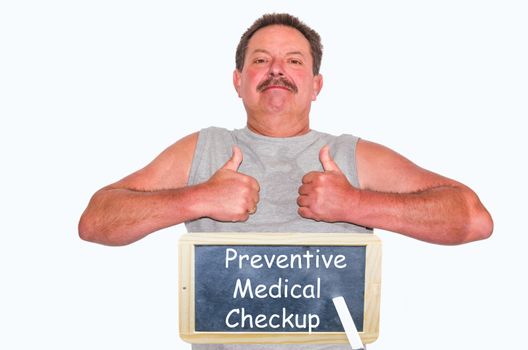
[233,14,324,136]
[236,13,323,75]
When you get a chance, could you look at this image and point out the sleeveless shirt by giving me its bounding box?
[185,126,371,350]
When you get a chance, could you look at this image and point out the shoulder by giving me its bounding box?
[307,130,360,151]
[199,126,233,138]
[356,139,403,165]
[160,126,232,164]
[311,129,360,143]
[106,131,200,191]
[320,132,361,160]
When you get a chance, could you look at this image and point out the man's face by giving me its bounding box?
[233,25,323,123]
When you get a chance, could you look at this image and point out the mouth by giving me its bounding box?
[261,85,292,92]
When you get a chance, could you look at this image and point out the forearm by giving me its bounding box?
[350,185,493,245]
[78,185,206,246]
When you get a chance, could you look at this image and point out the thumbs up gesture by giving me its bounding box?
[200,146,260,222]
[297,145,359,222]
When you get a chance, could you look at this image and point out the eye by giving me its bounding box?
[253,58,268,64]
[288,58,303,65]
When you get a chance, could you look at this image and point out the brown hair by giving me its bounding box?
[235,13,323,75]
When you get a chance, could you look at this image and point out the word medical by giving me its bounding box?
[233,277,321,299]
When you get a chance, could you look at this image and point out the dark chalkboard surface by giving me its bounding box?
[195,245,365,332]
[179,233,381,344]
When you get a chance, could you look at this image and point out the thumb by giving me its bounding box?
[319,145,341,172]
[222,145,243,171]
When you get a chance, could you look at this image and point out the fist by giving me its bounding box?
[201,146,260,222]
[297,145,359,222]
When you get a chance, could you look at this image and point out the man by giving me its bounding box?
[79,13,493,349]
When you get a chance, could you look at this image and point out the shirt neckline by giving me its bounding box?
[239,126,319,144]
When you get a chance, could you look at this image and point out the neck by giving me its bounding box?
[246,113,310,137]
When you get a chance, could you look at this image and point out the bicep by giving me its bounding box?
[356,139,462,193]
[104,132,199,192]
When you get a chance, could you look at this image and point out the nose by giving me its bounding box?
[269,59,285,76]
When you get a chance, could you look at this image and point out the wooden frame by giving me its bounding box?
[179,232,381,344]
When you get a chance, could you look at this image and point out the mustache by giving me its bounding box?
[256,76,298,93]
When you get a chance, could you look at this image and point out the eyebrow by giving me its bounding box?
[286,51,305,57]
[250,49,306,57]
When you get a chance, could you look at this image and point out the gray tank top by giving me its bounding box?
[185,126,371,350]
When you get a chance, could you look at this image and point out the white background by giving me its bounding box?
[1,1,526,349]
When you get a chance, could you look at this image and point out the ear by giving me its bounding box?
[311,74,323,101]
[233,69,242,97]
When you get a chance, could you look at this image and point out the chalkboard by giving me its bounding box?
[179,233,381,344]
[195,245,365,332]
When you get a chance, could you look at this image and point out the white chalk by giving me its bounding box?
[332,296,365,350]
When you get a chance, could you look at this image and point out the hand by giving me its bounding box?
[297,145,360,222]
[200,146,260,222]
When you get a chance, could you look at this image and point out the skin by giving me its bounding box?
[233,25,322,137]
[79,24,493,246]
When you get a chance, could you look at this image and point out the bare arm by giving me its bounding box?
[78,133,259,246]
[78,133,199,246]
[298,142,493,245]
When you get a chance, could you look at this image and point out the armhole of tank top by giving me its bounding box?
[351,136,361,188]
[335,133,360,188]
[187,127,210,186]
